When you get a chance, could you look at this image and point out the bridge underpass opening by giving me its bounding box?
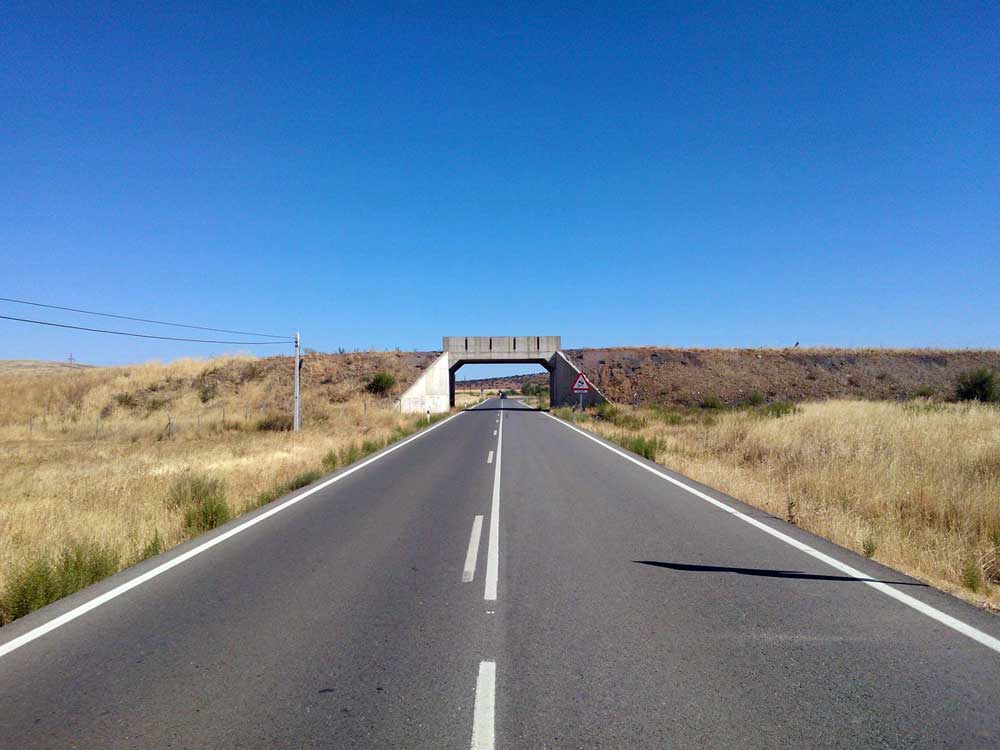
[399,337,607,414]
[452,360,552,408]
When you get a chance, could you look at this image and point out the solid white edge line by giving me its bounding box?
[0,410,466,660]
[471,660,496,750]
[543,412,1000,656]
[463,515,485,583]
[487,450,494,464]
[484,403,503,600]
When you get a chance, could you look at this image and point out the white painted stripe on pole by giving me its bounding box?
[471,660,496,750]
[0,411,466,661]
[463,515,484,583]
[487,450,494,464]
[543,413,1000,655]
[484,408,503,600]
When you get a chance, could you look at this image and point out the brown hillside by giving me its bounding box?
[563,348,1000,406]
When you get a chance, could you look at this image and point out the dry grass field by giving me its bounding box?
[555,399,1000,611]
[0,356,443,623]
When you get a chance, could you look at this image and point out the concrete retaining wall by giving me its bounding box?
[399,353,451,414]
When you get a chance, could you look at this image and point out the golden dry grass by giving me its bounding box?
[454,389,486,409]
[0,356,441,606]
[559,400,1000,611]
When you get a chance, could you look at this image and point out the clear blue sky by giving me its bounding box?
[2,1,997,366]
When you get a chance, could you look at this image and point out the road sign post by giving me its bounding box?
[571,372,591,423]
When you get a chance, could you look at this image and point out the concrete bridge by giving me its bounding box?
[400,336,607,413]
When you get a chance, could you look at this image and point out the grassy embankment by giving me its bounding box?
[553,398,1000,611]
[0,356,445,623]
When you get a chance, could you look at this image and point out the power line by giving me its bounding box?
[0,314,294,345]
[0,296,290,339]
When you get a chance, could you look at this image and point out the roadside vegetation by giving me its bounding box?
[0,355,445,624]
[556,377,1000,612]
[520,382,550,409]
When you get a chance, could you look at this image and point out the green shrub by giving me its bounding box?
[114,392,136,408]
[909,386,936,400]
[591,402,645,429]
[0,541,120,624]
[256,413,294,431]
[287,469,322,490]
[862,536,877,558]
[361,438,383,456]
[145,397,167,415]
[366,372,397,396]
[141,530,164,561]
[619,434,659,460]
[594,403,620,421]
[956,368,997,402]
[166,474,231,534]
[521,382,549,397]
[197,381,219,403]
[701,395,723,409]
[902,399,947,415]
[759,401,797,418]
[651,407,683,425]
[253,469,324,509]
[340,443,362,465]
[961,560,983,593]
[391,425,415,441]
[184,495,231,533]
[239,361,263,383]
[321,450,339,472]
[746,391,765,406]
[166,474,225,510]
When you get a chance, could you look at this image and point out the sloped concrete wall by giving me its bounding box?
[400,353,451,414]
[550,351,607,408]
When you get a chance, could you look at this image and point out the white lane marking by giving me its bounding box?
[0,411,466,660]
[463,516,484,583]
[493,429,497,436]
[471,660,496,750]
[484,405,504,600]
[544,413,1000,655]
[487,450,494,464]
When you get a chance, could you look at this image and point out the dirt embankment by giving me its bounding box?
[563,348,1000,406]
[187,350,439,407]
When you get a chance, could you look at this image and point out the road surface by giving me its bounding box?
[1,398,998,748]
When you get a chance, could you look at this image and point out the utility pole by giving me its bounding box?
[293,332,301,431]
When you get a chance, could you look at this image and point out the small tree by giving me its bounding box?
[366,372,397,396]
[956,368,997,402]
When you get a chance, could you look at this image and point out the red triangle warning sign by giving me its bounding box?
[571,373,591,392]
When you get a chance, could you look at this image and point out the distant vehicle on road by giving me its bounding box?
[499,391,507,399]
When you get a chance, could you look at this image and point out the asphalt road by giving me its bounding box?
[1,397,999,748]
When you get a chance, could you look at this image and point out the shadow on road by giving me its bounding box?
[633,560,926,586]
